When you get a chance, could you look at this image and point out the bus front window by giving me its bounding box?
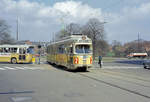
[75,45,91,53]
[27,47,34,54]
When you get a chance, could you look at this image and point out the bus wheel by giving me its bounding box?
[11,58,17,64]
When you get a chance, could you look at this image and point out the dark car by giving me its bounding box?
[143,60,150,69]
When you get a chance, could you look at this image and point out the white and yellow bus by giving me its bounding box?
[0,45,34,64]
[47,34,93,71]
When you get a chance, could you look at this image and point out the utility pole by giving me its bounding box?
[138,33,140,52]
[53,33,55,42]
[16,17,19,41]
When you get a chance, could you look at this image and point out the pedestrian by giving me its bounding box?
[98,55,102,68]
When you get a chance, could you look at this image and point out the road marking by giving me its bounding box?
[0,66,45,71]
[92,66,142,69]
[15,67,26,70]
[23,67,38,70]
[104,66,141,69]
[79,73,150,99]
[11,96,33,102]
[0,68,6,70]
[24,67,44,70]
[4,66,17,70]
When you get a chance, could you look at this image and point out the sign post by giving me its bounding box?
[38,45,41,64]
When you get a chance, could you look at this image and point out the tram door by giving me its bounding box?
[19,48,26,61]
[68,45,73,64]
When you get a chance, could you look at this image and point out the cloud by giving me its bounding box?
[0,0,104,41]
[0,0,150,43]
[53,1,104,23]
[106,2,150,43]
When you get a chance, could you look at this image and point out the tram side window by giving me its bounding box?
[58,47,62,53]
[49,47,51,54]
[58,45,65,54]
[54,47,56,54]
[48,47,50,54]
[47,48,48,53]
[69,47,73,54]
[47,47,49,54]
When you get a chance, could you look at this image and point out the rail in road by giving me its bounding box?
[77,70,150,100]
[93,61,142,69]
[93,69,150,83]
[116,59,150,65]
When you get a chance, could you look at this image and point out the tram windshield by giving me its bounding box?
[75,45,92,53]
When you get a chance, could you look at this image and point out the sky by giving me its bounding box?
[0,0,150,43]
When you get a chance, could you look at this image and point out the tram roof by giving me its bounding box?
[0,44,34,48]
[49,34,92,45]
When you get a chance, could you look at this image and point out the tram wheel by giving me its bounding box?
[11,58,17,64]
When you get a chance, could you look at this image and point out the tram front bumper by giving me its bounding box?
[72,64,92,69]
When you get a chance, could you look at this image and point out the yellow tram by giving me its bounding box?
[0,45,34,64]
[47,34,93,71]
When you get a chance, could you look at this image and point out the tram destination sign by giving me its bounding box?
[79,40,91,43]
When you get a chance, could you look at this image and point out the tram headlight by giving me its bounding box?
[74,57,79,64]
[90,56,92,64]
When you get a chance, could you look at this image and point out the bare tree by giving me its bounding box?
[66,23,81,34]
[112,40,125,57]
[54,19,108,59]
[123,40,146,56]
[0,19,14,44]
[82,18,106,59]
[55,23,81,40]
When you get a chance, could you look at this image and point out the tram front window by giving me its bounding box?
[75,45,91,53]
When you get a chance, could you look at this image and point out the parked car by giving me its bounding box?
[143,60,150,69]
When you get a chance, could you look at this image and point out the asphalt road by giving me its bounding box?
[0,62,150,102]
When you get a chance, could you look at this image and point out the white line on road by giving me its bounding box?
[15,67,26,70]
[92,66,142,69]
[11,97,33,102]
[0,66,45,71]
[4,66,17,70]
[23,67,38,70]
[0,68,6,70]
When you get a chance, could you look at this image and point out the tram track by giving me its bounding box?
[90,70,150,88]
[78,72,150,99]
[92,69,150,83]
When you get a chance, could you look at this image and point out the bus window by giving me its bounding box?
[10,48,17,53]
[12,48,17,53]
[19,48,26,54]
[0,48,3,53]
[27,47,34,54]
[23,48,26,54]
[4,48,10,53]
[19,48,23,54]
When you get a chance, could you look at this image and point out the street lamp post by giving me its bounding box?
[16,17,19,41]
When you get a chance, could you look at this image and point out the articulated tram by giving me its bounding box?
[47,34,93,71]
